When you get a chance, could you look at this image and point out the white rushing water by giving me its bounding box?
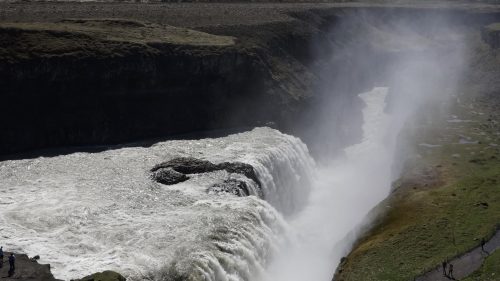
[0,87,407,281]
[0,127,315,281]
[264,87,399,281]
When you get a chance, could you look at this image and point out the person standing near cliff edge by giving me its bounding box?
[8,253,15,276]
[442,260,447,276]
[0,247,3,268]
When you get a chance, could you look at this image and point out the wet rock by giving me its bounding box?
[0,252,61,281]
[216,162,261,187]
[151,157,217,174]
[72,270,126,281]
[151,157,261,190]
[208,179,251,196]
[151,168,189,185]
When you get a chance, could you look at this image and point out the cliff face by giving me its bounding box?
[0,18,322,156]
[0,20,273,154]
[2,7,499,159]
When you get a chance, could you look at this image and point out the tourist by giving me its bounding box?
[8,253,15,273]
[448,263,454,280]
[481,238,486,252]
[0,246,3,268]
[442,260,447,276]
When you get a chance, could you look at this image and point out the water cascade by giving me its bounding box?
[0,128,314,280]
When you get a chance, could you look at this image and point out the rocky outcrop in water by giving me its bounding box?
[150,157,262,196]
[150,167,189,185]
[72,270,126,281]
[208,179,252,196]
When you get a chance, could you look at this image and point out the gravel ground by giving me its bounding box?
[0,2,332,27]
[0,2,499,28]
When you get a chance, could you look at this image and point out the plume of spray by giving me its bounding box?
[263,9,468,281]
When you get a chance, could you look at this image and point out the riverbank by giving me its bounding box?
[335,25,500,279]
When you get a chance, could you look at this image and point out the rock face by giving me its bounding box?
[2,7,497,159]
[0,9,368,158]
[150,157,262,196]
[0,18,307,156]
[0,252,61,281]
[0,252,124,281]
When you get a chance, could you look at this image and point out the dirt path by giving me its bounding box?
[416,230,500,281]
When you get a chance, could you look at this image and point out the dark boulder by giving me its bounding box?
[151,168,189,185]
[71,270,126,281]
[151,157,217,174]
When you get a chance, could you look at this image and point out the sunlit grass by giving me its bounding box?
[462,250,500,281]
[337,88,500,280]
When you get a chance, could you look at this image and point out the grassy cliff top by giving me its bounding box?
[335,29,500,281]
[1,2,499,29]
[0,19,235,47]
[0,18,235,62]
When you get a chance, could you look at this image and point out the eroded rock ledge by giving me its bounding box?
[0,251,125,281]
[150,157,262,196]
[0,252,61,281]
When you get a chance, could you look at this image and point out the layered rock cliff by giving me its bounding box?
[2,6,500,161]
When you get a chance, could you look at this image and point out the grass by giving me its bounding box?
[0,18,235,62]
[462,250,500,281]
[0,19,235,46]
[337,71,500,280]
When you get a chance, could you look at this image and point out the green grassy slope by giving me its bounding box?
[463,250,500,281]
[336,30,500,281]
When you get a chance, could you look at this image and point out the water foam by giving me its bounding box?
[264,87,398,281]
[0,127,314,280]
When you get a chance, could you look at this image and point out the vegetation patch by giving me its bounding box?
[462,250,500,281]
[336,31,500,281]
[0,18,234,62]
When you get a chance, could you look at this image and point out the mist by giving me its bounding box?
[264,10,468,281]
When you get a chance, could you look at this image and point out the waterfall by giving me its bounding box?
[0,127,315,281]
[265,87,397,281]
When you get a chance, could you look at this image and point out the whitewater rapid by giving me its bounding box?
[0,127,314,280]
[0,87,400,281]
[265,87,398,281]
